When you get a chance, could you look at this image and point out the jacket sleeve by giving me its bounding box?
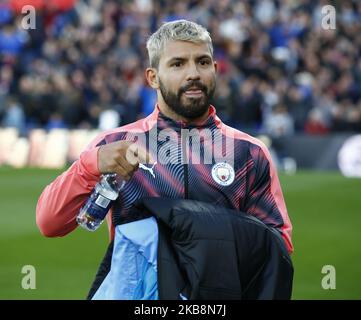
[36,141,103,237]
[244,144,294,254]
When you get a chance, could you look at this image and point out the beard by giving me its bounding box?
[159,77,216,120]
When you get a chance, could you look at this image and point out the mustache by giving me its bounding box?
[179,82,208,94]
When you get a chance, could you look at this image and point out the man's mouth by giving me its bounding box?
[183,88,204,98]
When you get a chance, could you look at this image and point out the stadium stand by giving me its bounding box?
[0,0,360,168]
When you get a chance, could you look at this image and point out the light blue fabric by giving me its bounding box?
[92,217,159,300]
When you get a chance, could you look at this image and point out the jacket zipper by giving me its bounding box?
[183,163,189,199]
[181,127,189,199]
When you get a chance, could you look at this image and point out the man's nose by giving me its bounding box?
[186,62,201,81]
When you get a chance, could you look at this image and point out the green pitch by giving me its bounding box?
[0,167,360,299]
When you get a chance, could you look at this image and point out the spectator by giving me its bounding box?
[264,103,294,138]
[1,96,25,134]
[0,22,28,56]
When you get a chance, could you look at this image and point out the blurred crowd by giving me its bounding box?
[0,0,361,138]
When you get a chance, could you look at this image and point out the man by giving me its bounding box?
[36,20,293,299]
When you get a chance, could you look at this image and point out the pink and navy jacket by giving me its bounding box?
[36,105,293,254]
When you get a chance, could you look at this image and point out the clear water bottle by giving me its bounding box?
[76,173,126,231]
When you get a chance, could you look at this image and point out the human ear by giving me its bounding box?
[145,68,159,89]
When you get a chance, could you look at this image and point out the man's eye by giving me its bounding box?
[172,62,182,67]
[200,60,210,65]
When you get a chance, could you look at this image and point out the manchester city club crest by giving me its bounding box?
[211,162,235,186]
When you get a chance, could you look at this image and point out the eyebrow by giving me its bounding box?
[167,54,212,65]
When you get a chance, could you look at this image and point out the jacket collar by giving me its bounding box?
[149,104,222,131]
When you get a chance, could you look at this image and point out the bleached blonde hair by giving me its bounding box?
[146,19,213,69]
